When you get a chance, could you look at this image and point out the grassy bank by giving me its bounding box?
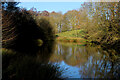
[56,37,86,43]
[56,29,85,38]
[56,29,87,43]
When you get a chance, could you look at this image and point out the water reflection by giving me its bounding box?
[2,41,64,80]
[2,41,120,79]
[49,42,120,79]
[36,41,56,63]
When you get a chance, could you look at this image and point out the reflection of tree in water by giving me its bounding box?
[105,49,120,79]
[50,43,102,66]
[36,41,56,63]
[79,49,120,79]
[113,57,120,79]
[50,43,120,78]
[2,43,64,80]
[79,54,111,78]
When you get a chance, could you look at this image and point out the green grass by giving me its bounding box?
[56,29,85,38]
[56,29,87,43]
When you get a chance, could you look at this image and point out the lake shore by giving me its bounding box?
[56,36,86,43]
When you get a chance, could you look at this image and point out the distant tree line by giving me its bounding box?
[2,2,120,52]
[27,2,120,51]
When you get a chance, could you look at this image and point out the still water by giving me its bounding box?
[47,42,119,78]
[3,41,120,79]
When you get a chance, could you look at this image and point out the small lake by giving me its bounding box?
[44,42,119,78]
[3,41,120,79]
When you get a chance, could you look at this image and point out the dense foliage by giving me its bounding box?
[26,2,120,50]
[1,1,120,79]
[2,2,55,53]
[2,2,63,80]
[35,2,119,52]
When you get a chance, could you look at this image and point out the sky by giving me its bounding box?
[16,0,119,2]
[17,2,84,14]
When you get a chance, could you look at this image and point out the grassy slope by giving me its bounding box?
[56,29,85,38]
[56,29,86,43]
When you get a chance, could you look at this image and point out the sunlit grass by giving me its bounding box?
[56,29,86,43]
[56,29,85,38]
